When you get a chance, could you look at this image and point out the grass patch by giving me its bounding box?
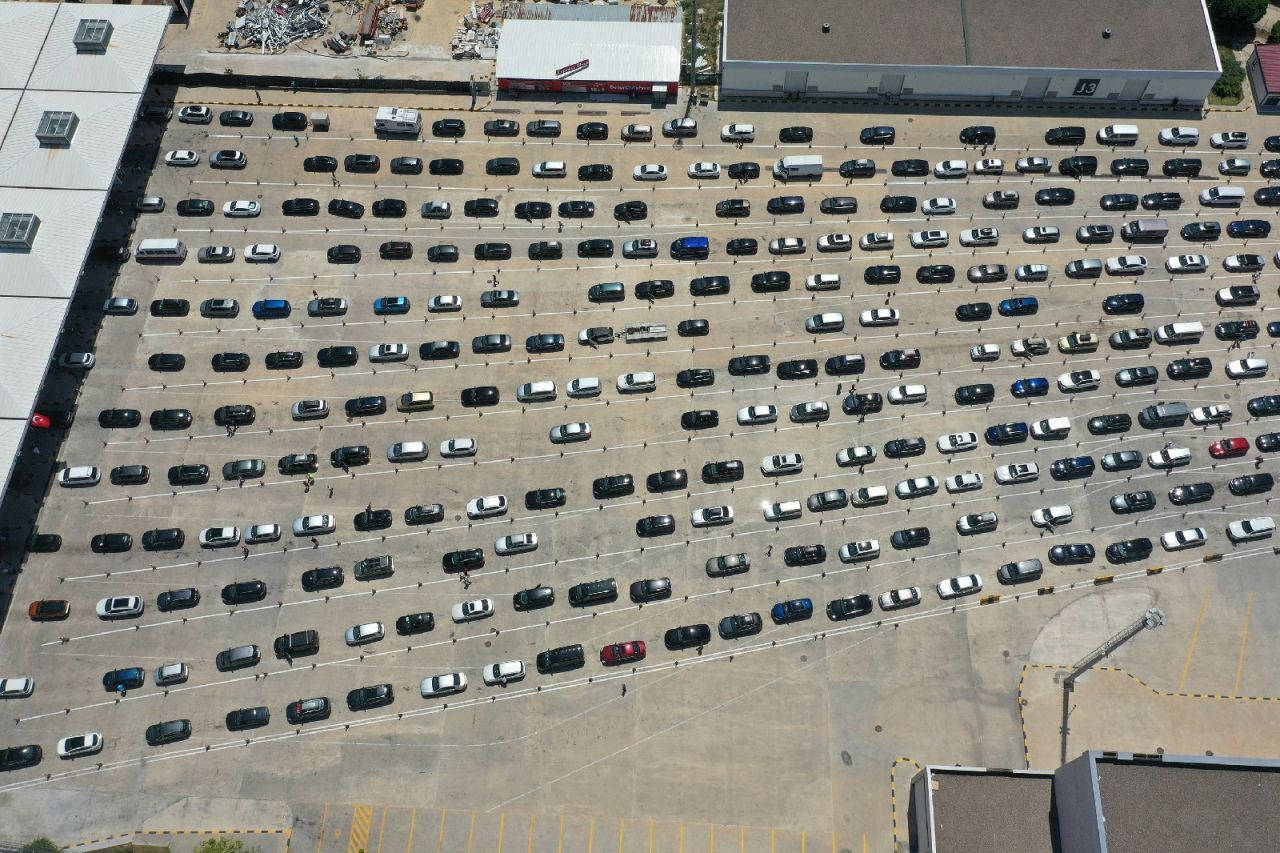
[1209,91,1245,105]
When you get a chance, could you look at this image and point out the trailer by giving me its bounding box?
[374,107,422,136]
[624,323,667,342]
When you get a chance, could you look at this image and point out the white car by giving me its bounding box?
[817,233,852,251]
[691,506,735,527]
[896,476,939,499]
[859,308,900,326]
[421,672,467,697]
[1058,369,1100,391]
[1016,264,1050,282]
[244,523,281,545]
[974,158,1003,174]
[1031,506,1073,528]
[1219,158,1250,175]
[922,197,956,215]
[549,422,591,443]
[1190,404,1232,425]
[688,162,721,179]
[567,377,601,398]
[245,243,280,262]
[970,343,1000,361]
[959,227,999,247]
[937,574,982,600]
[199,527,241,548]
[995,463,1039,484]
[1210,130,1248,149]
[1161,527,1207,551]
[762,454,804,475]
[1148,447,1191,469]
[879,588,921,611]
[1158,126,1199,146]
[806,273,842,290]
[737,405,778,425]
[95,596,144,619]
[495,532,538,555]
[946,472,984,493]
[58,352,96,370]
[886,384,927,404]
[0,678,34,698]
[1226,358,1268,379]
[451,598,495,622]
[622,239,658,258]
[769,237,806,254]
[483,660,526,686]
[910,229,948,248]
[222,200,261,217]
[859,232,894,250]
[198,246,235,263]
[1023,226,1060,243]
[293,515,336,536]
[805,312,844,333]
[428,295,462,312]
[1166,255,1207,273]
[440,437,477,457]
[937,432,978,453]
[56,733,103,759]
[721,123,755,142]
[467,495,508,519]
[617,372,657,393]
[633,163,668,181]
[345,621,385,645]
[165,149,200,166]
[933,159,968,178]
[836,446,875,466]
[530,161,566,178]
[1227,517,1275,542]
[1225,254,1265,272]
[1105,255,1147,275]
[178,105,212,123]
[368,343,409,362]
[839,540,879,562]
[1016,156,1052,173]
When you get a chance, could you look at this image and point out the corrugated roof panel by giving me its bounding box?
[1256,44,1280,92]
[0,91,138,191]
[496,20,682,83]
[0,4,55,91]
[0,298,68,419]
[29,4,170,93]
[0,188,105,300]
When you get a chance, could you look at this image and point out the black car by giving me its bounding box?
[145,720,192,746]
[784,544,826,566]
[265,350,304,369]
[99,408,142,429]
[475,242,512,261]
[514,201,552,220]
[843,392,882,415]
[220,110,254,127]
[955,303,991,322]
[429,158,464,175]
[443,549,484,572]
[1106,537,1153,563]
[278,454,318,475]
[648,468,690,491]
[1182,221,1221,241]
[827,595,874,621]
[348,684,394,712]
[779,126,813,143]
[464,198,500,218]
[378,241,412,260]
[916,264,955,284]
[420,340,460,360]
[681,410,719,430]
[525,487,566,510]
[1258,433,1280,453]
[303,155,337,172]
[1089,414,1131,435]
[631,577,673,602]
[1227,219,1271,239]
[354,509,393,531]
[636,279,674,300]
[344,154,380,173]
[396,612,436,635]
[226,707,270,731]
[728,354,770,375]
[150,409,193,430]
[766,195,805,214]
[726,238,757,255]
[371,199,406,218]
[300,565,343,592]
[891,159,928,177]
[880,195,917,213]
[1162,158,1202,178]
[880,349,920,370]
[272,111,307,130]
[1050,543,1096,565]
[1035,187,1074,206]
[1167,357,1212,379]
[1230,473,1274,496]
[390,156,423,175]
[1249,395,1280,417]
[719,613,764,639]
[890,527,931,549]
[727,162,760,180]
[330,445,370,467]
[317,345,358,367]
[222,580,267,604]
[139,526,181,550]
[717,199,751,217]
[593,475,635,498]
[1216,320,1259,341]
[615,200,647,221]
[578,164,613,181]
[526,333,564,353]
[678,319,710,338]
[327,199,364,219]
[286,698,331,725]
[1255,187,1280,205]
[559,200,594,218]
[157,587,200,611]
[1110,158,1149,176]
[211,352,250,372]
[576,121,608,140]
[484,119,519,137]
[752,270,790,292]
[148,353,185,372]
[664,623,711,650]
[214,404,255,426]
[677,368,715,387]
[884,437,926,458]
[1059,155,1098,177]
[1142,192,1182,210]
[955,384,995,405]
[404,504,444,525]
[825,354,865,376]
[701,460,743,483]
[176,198,214,217]
[1103,293,1145,314]
[527,119,561,137]
[427,245,460,263]
[1051,456,1095,480]
[865,265,901,284]
[1045,126,1085,145]
[1101,193,1139,211]
[461,386,500,407]
[636,514,676,536]
[486,157,520,176]
[432,118,465,137]
[345,396,386,417]
[860,126,895,145]
[1169,482,1214,505]
[986,422,1028,444]
[281,198,320,217]
[168,464,209,486]
[838,160,876,179]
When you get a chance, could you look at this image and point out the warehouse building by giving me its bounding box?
[720,0,1219,106]
[496,4,681,102]
[0,3,170,503]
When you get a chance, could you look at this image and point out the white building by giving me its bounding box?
[720,0,1219,106]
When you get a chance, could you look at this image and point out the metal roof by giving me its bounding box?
[1254,44,1280,92]
[0,92,140,190]
[0,3,54,91]
[496,18,682,83]
[29,4,171,93]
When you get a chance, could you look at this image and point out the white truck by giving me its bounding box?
[773,154,823,180]
[624,323,667,343]
[374,107,422,135]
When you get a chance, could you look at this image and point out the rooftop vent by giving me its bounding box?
[74,18,113,53]
[36,111,78,147]
[0,213,41,251]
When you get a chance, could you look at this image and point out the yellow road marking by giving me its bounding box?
[587,817,595,853]
[376,808,388,853]
[405,810,416,853]
[710,824,715,852]
[740,825,745,853]
[316,803,330,853]
[801,830,806,853]
[557,814,565,853]
[496,813,505,853]
[679,821,684,853]
[771,828,776,853]
[1234,592,1255,695]
[618,820,625,853]
[467,812,477,853]
[1179,590,1211,691]
[437,810,448,853]
[862,832,868,853]
[648,818,654,853]
[348,805,374,853]
[527,815,535,853]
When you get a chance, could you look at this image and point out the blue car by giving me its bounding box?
[1051,455,1095,480]
[1103,293,1144,314]
[373,296,410,315]
[771,598,813,624]
[102,666,145,692]
[985,421,1028,444]
[999,296,1039,316]
[1226,219,1271,239]
[1011,377,1049,397]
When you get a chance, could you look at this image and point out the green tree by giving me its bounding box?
[1208,0,1268,31]
[1213,46,1246,100]
[1269,19,1280,42]
[22,838,58,853]
[193,839,258,853]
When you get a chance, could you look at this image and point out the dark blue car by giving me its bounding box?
[102,666,145,692]
[1051,456,1096,480]
[1103,293,1144,314]
[373,296,410,315]
[771,598,813,624]
[1011,377,1049,397]
[1227,219,1271,239]
[999,296,1039,316]
[985,422,1028,444]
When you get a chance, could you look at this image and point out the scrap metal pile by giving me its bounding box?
[221,0,334,52]
[451,0,500,59]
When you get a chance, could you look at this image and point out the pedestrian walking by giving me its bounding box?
[621,683,627,697]
[255,90,262,104]
[312,289,319,298]
[242,545,249,560]
[766,544,773,557]
[328,486,334,499]
[1256,455,1264,469]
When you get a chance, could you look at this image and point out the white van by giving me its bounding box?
[135,238,187,261]
[1031,417,1071,439]
[805,312,845,333]
[851,485,889,507]
[516,380,557,402]
[763,500,803,521]
[1097,124,1139,144]
[1155,321,1204,344]
[1200,186,1244,206]
[887,384,928,404]
[532,161,567,178]
[373,106,422,135]
[1120,219,1169,241]
[621,123,652,141]
[396,392,434,412]
[58,465,100,487]
[387,441,429,463]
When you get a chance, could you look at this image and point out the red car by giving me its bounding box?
[28,599,70,621]
[1209,437,1250,459]
[600,641,646,666]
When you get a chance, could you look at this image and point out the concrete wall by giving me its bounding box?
[720,60,1217,105]
[1053,752,1106,853]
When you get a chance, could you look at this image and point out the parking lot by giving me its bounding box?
[2,96,1280,848]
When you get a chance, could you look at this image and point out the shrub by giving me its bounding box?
[1269,19,1280,42]
[1209,0,1268,31]
[23,839,58,853]
[1214,47,1245,100]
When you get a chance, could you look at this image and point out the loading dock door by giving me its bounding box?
[880,74,904,96]
[1119,79,1149,101]
[783,71,808,94]
[1023,77,1050,100]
